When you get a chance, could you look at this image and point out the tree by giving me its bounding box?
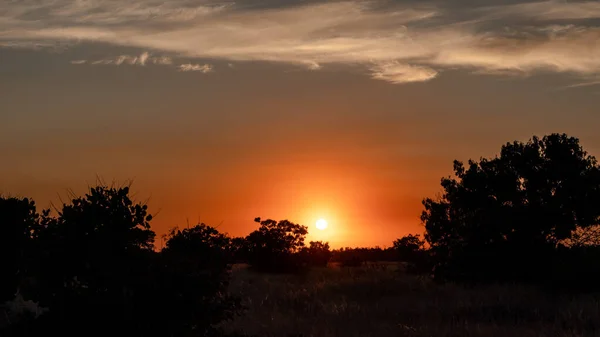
[158,224,241,336]
[0,197,39,304]
[5,185,241,337]
[421,134,600,283]
[393,234,430,274]
[18,185,157,335]
[300,241,332,267]
[229,237,249,263]
[393,234,425,261]
[162,223,232,268]
[246,217,308,272]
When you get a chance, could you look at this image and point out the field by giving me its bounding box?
[223,263,600,337]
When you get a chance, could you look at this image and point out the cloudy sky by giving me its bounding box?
[2,0,600,247]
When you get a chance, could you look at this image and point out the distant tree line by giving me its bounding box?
[3,132,600,335]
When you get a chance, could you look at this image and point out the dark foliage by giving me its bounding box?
[422,133,600,287]
[0,197,39,304]
[331,247,398,267]
[393,234,431,274]
[245,217,308,272]
[299,241,333,267]
[163,223,232,267]
[1,185,240,337]
[393,234,425,261]
[230,237,250,264]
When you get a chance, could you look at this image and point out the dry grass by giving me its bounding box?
[222,263,600,337]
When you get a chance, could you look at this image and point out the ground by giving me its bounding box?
[223,263,600,337]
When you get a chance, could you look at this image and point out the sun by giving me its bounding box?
[315,218,328,230]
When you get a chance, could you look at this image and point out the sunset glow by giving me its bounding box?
[2,0,600,249]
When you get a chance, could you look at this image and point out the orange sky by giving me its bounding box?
[2,35,600,248]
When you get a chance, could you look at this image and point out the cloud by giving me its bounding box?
[478,0,600,21]
[80,52,172,67]
[371,62,438,84]
[178,63,213,73]
[2,0,600,84]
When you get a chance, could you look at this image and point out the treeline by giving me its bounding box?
[0,188,417,336]
[0,186,242,337]
[3,132,600,335]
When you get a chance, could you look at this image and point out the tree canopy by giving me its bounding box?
[422,133,600,283]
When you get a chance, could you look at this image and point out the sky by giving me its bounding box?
[1,0,600,248]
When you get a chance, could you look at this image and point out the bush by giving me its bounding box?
[393,234,431,274]
[1,185,241,337]
[299,241,332,267]
[245,217,308,273]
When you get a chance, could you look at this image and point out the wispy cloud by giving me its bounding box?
[178,63,213,73]
[2,0,600,84]
[77,52,173,67]
[371,62,438,84]
[564,80,600,89]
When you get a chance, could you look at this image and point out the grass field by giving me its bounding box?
[223,263,600,337]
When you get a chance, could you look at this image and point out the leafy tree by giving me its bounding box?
[17,185,156,335]
[0,197,39,304]
[4,185,240,337]
[393,234,430,274]
[330,247,398,266]
[163,223,232,267]
[246,217,308,272]
[158,224,241,336]
[229,237,249,263]
[393,234,425,260]
[421,134,600,283]
[300,241,332,267]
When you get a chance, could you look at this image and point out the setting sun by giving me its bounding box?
[315,218,328,230]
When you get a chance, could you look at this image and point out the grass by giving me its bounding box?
[222,263,600,337]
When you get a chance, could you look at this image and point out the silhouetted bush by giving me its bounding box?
[0,197,39,304]
[245,217,308,273]
[393,234,431,274]
[422,133,600,288]
[230,236,250,263]
[1,185,240,337]
[338,254,364,267]
[331,247,398,267]
[299,241,332,267]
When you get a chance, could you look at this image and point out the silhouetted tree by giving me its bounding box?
[422,133,600,284]
[331,247,398,266]
[230,237,249,263]
[158,223,241,336]
[393,234,425,260]
[246,217,308,272]
[0,197,39,304]
[299,241,332,267]
[393,234,430,274]
[2,185,240,337]
[163,223,232,267]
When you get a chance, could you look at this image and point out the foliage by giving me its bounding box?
[230,237,250,264]
[331,247,398,267]
[299,241,332,267]
[163,223,232,268]
[245,217,308,272]
[1,185,240,337]
[421,133,600,284]
[393,234,431,274]
[0,197,39,304]
[393,234,425,260]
